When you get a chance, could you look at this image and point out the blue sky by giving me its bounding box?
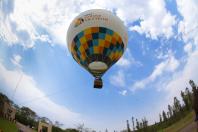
[0,0,198,131]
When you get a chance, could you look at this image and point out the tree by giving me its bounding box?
[162,111,167,122]
[76,123,84,132]
[189,80,196,90]
[168,105,173,118]
[76,123,94,132]
[16,106,38,128]
[139,122,143,129]
[39,117,52,124]
[131,117,135,131]
[54,121,63,128]
[52,126,65,132]
[173,97,182,113]
[136,119,140,130]
[189,80,198,131]
[20,107,36,119]
[159,114,162,123]
[142,117,148,129]
[65,128,79,132]
[181,90,190,110]
[126,120,131,132]
[185,87,192,105]
[0,92,11,103]
[167,112,170,119]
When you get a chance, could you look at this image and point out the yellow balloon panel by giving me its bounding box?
[70,27,124,75]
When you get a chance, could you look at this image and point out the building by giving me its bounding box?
[38,121,52,132]
[0,99,16,121]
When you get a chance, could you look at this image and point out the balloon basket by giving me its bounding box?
[94,78,103,89]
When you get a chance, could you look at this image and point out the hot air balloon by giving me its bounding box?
[67,9,128,88]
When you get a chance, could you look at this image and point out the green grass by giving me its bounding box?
[162,111,195,132]
[0,118,18,132]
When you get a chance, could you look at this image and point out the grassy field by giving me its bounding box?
[0,118,18,132]
[162,111,195,132]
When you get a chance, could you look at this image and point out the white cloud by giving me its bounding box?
[0,0,177,48]
[0,0,18,44]
[96,0,176,39]
[119,90,127,96]
[130,0,176,39]
[157,0,198,101]
[162,0,198,100]
[184,43,193,55]
[131,55,179,91]
[156,49,170,60]
[162,50,198,101]
[35,34,52,44]
[11,54,22,68]
[110,70,126,88]
[0,0,69,47]
[0,62,81,127]
[116,48,142,68]
[177,0,198,47]
[166,0,198,99]
[116,57,132,68]
[0,18,19,44]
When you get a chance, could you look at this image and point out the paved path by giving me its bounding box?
[16,122,35,132]
[180,122,198,132]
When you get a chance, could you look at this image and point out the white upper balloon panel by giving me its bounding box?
[67,9,128,51]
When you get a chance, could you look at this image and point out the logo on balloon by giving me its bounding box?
[74,18,84,27]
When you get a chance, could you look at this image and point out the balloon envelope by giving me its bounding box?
[67,9,128,88]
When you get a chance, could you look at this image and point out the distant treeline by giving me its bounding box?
[124,80,197,132]
[0,92,95,132]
